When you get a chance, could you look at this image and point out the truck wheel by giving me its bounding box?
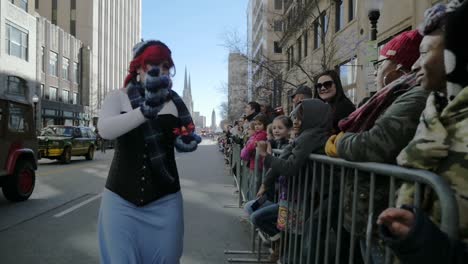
[2,160,35,202]
[85,146,94,160]
[61,147,72,164]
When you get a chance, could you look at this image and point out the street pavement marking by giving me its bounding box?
[37,160,110,177]
[53,193,102,218]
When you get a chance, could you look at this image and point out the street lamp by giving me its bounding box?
[32,94,39,132]
[366,0,384,41]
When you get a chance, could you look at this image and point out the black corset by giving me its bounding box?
[105,114,181,206]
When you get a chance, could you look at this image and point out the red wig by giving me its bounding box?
[124,42,174,87]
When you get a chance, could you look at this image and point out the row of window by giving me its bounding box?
[5,23,80,84]
[40,85,79,104]
[284,0,356,70]
[41,47,80,83]
[5,75,79,105]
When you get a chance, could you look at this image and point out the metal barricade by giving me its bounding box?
[277,153,458,264]
[226,146,458,264]
[225,144,273,263]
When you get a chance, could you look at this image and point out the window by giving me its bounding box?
[338,57,358,86]
[346,88,356,104]
[62,90,69,103]
[73,92,78,104]
[5,23,28,61]
[297,37,302,61]
[35,0,39,9]
[314,21,320,49]
[303,31,308,57]
[40,84,44,98]
[18,0,27,11]
[41,47,45,72]
[322,12,328,35]
[70,21,76,37]
[274,41,282,53]
[335,0,344,32]
[74,62,80,83]
[9,103,29,133]
[80,128,89,138]
[62,57,70,80]
[49,52,58,76]
[49,87,58,101]
[274,0,282,10]
[7,76,26,96]
[349,0,355,22]
[314,13,327,49]
[52,0,57,25]
[274,20,283,32]
[287,46,295,69]
[70,0,76,36]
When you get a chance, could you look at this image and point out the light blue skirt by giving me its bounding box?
[98,189,184,264]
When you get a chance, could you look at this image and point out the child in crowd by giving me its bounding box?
[244,115,294,262]
[240,114,270,198]
[256,99,333,262]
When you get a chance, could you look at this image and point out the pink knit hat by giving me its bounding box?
[379,30,423,70]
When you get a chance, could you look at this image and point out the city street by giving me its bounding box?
[0,139,250,264]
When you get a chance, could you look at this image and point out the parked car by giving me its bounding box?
[0,96,37,202]
[37,125,97,164]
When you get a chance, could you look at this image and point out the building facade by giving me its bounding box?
[0,0,38,114]
[247,0,286,105]
[228,53,248,122]
[35,0,141,122]
[247,0,447,112]
[36,17,85,127]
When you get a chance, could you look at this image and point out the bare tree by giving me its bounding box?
[222,0,362,110]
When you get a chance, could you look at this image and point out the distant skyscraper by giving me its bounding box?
[182,67,194,116]
[211,109,216,131]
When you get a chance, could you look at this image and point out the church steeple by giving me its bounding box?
[182,66,193,116]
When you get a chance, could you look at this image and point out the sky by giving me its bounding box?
[141,0,249,125]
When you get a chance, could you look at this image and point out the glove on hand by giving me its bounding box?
[174,133,202,153]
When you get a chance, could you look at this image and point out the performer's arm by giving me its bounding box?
[97,90,146,140]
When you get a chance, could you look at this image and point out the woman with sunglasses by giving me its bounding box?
[314,70,356,134]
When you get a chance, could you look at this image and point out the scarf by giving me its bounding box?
[338,72,418,133]
[127,81,194,184]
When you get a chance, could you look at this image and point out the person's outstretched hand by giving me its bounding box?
[256,141,268,157]
[256,184,266,198]
[377,208,415,239]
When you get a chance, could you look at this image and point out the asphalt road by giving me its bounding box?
[0,139,251,264]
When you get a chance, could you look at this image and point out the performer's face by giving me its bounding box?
[138,62,171,83]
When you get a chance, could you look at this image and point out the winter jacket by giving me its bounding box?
[335,85,429,237]
[396,88,468,240]
[241,130,267,170]
[330,97,356,134]
[269,138,290,151]
[336,86,429,163]
[380,207,468,264]
[262,99,332,187]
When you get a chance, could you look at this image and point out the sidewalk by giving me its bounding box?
[178,140,251,264]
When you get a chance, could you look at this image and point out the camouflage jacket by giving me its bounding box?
[337,86,430,163]
[397,87,468,240]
